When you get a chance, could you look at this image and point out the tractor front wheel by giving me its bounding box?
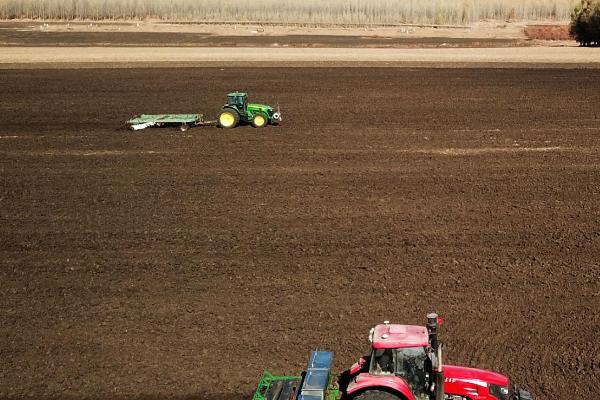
[251,113,268,128]
[353,391,401,400]
[218,108,240,129]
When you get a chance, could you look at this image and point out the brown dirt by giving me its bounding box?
[524,25,571,41]
[5,47,600,70]
[0,67,599,400]
[0,32,528,48]
[0,21,529,48]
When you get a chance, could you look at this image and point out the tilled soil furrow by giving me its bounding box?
[0,67,599,400]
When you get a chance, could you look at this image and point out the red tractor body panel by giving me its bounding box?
[346,373,416,400]
[371,324,429,349]
[346,367,509,400]
[445,365,509,386]
[444,365,509,400]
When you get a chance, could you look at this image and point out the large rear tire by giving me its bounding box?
[218,108,240,129]
[353,390,402,400]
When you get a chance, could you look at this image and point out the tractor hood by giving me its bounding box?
[247,103,273,113]
[444,364,509,391]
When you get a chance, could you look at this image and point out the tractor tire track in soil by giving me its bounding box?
[0,67,599,400]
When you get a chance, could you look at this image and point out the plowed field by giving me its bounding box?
[1,67,599,400]
[0,21,528,48]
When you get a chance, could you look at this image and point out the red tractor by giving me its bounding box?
[252,314,533,400]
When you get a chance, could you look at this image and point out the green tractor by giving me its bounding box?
[218,92,281,129]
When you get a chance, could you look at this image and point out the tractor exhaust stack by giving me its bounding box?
[426,313,439,352]
[427,313,444,400]
[436,343,444,400]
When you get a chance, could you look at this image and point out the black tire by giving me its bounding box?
[218,108,240,129]
[353,390,402,400]
[251,113,268,128]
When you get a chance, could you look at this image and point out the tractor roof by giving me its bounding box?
[371,323,429,349]
[228,92,247,97]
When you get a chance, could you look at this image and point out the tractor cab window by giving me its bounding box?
[228,94,247,109]
[371,349,394,375]
[395,347,428,396]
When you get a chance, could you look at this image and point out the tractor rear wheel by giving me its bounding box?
[353,391,402,400]
[218,108,240,129]
[251,113,268,128]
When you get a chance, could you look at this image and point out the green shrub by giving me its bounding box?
[570,0,600,46]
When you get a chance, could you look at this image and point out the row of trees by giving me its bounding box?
[570,0,600,45]
[0,0,578,25]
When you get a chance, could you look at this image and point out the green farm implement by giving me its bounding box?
[253,351,340,400]
[126,92,281,131]
[127,113,210,131]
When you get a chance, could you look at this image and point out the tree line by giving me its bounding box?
[0,0,577,25]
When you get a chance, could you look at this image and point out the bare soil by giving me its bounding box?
[0,31,526,48]
[3,47,600,69]
[0,67,599,400]
[0,21,532,48]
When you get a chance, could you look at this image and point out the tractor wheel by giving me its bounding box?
[251,113,268,128]
[218,108,240,129]
[353,391,401,400]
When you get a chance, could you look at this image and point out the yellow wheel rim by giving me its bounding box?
[254,115,265,126]
[220,112,235,127]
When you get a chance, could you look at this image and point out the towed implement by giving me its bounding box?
[127,113,210,131]
[254,314,533,400]
[126,92,281,131]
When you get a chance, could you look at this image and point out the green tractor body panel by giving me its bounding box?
[224,92,281,126]
[247,103,274,119]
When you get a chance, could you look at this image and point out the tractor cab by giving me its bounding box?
[371,347,430,392]
[345,315,446,400]
[368,323,433,399]
[226,92,248,112]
